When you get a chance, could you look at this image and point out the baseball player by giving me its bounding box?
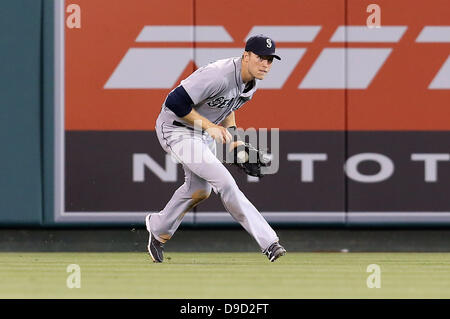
[146,35,286,262]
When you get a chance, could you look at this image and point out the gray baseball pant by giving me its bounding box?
[148,117,279,252]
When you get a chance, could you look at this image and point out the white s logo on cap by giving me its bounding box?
[266,39,272,48]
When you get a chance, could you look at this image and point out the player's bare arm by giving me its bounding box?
[221,111,236,129]
[182,109,232,144]
[221,112,244,151]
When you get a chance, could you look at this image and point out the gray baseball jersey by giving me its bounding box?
[158,56,259,127]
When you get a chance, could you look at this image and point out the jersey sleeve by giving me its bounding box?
[164,85,194,117]
[180,66,226,105]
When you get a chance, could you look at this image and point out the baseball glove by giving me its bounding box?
[231,142,272,177]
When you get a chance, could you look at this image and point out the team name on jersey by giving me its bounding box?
[207,96,235,109]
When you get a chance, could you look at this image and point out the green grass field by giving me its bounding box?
[1,252,450,298]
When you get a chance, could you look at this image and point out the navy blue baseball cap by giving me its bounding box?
[245,34,281,60]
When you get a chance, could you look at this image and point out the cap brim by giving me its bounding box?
[248,50,281,60]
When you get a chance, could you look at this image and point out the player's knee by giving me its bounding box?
[216,177,238,195]
[191,189,211,204]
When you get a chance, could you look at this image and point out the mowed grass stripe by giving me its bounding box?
[1,252,450,298]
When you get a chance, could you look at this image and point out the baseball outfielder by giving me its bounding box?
[146,35,286,262]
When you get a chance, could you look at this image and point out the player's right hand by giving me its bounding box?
[206,125,232,144]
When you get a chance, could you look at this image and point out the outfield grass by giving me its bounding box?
[1,252,450,298]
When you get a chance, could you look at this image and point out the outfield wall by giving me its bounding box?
[1,0,449,226]
[0,0,43,225]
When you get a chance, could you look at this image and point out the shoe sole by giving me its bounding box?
[145,214,160,263]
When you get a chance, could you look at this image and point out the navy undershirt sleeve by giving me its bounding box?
[165,85,194,118]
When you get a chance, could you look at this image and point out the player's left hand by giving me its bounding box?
[230,142,272,177]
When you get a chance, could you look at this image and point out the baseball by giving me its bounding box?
[237,150,249,163]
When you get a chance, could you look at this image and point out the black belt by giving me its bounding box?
[173,120,205,132]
